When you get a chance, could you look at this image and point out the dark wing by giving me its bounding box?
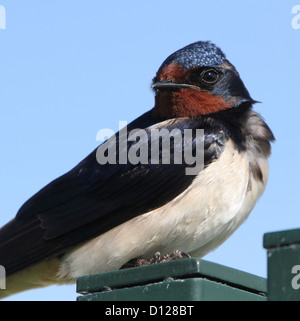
[0,110,226,275]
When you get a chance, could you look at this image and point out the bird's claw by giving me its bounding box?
[160,250,191,262]
[121,250,191,269]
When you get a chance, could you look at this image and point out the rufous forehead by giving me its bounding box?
[156,63,189,81]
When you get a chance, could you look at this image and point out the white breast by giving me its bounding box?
[58,140,269,281]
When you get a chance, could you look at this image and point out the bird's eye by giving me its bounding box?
[201,69,219,84]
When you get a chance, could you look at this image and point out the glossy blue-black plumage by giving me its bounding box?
[158,41,226,71]
[0,110,228,275]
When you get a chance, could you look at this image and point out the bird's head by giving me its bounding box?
[152,41,255,118]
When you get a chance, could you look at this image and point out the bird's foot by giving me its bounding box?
[160,250,191,263]
[121,250,191,269]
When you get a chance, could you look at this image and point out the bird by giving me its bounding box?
[0,41,274,298]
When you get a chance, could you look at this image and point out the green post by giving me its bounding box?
[76,258,266,301]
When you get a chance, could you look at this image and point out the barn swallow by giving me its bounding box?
[0,41,274,298]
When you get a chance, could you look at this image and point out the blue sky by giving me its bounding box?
[0,1,299,301]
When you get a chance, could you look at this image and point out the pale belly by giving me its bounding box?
[57,140,269,280]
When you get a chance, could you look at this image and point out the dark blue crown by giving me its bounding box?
[158,41,226,71]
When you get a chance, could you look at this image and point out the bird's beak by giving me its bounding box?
[152,80,199,91]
